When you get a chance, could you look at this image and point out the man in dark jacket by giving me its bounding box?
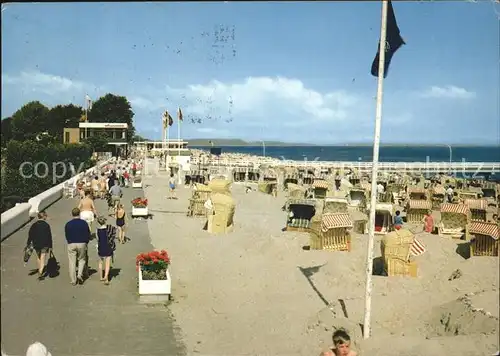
[65,208,91,285]
[26,211,53,281]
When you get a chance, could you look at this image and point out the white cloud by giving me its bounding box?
[2,70,84,96]
[162,77,359,124]
[420,85,476,99]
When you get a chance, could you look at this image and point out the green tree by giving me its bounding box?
[1,117,13,147]
[47,104,84,142]
[132,134,149,142]
[10,101,50,141]
[84,132,110,153]
[88,93,136,142]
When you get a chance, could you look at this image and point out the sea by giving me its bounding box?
[192,145,499,163]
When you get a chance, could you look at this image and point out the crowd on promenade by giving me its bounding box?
[24,158,142,286]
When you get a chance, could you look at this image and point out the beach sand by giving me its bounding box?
[143,159,499,356]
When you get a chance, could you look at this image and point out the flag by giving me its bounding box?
[163,111,174,126]
[370,0,405,78]
[178,107,183,122]
[85,94,92,110]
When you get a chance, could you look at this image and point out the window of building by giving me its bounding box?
[65,131,70,143]
[80,130,85,139]
[122,130,126,139]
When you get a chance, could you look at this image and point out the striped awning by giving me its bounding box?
[284,173,299,179]
[408,200,432,210]
[440,203,469,215]
[469,222,499,239]
[233,167,247,173]
[190,170,204,176]
[321,213,353,232]
[464,199,487,211]
[409,238,426,257]
[313,180,329,189]
[408,186,427,194]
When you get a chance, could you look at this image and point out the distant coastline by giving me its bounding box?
[186,138,499,148]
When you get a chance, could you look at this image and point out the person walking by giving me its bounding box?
[65,208,91,286]
[26,211,53,281]
[168,173,177,199]
[96,216,116,285]
[115,203,127,244]
[108,181,123,215]
[78,190,97,231]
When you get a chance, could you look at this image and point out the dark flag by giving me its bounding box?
[370,0,405,78]
[168,113,173,126]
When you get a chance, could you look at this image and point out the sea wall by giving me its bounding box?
[0,159,113,241]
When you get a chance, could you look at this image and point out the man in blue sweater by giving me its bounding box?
[65,208,91,285]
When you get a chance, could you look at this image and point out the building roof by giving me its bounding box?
[79,122,128,129]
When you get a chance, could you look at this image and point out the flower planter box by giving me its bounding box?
[132,207,149,217]
[138,268,171,297]
[132,181,143,188]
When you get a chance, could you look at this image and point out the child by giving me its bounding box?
[320,329,357,356]
[96,216,116,285]
[394,210,403,230]
[168,173,176,199]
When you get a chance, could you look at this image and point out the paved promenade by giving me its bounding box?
[1,186,185,355]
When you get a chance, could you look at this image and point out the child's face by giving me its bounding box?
[335,342,351,356]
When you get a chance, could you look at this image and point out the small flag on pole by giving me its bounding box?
[168,113,173,127]
[178,107,183,122]
[85,94,92,110]
[370,0,405,78]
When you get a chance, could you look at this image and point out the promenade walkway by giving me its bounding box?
[1,186,185,355]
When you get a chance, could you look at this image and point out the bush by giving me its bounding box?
[0,141,94,212]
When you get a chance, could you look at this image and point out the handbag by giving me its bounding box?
[46,250,60,278]
[23,243,34,264]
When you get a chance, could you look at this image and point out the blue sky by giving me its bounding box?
[1,1,499,144]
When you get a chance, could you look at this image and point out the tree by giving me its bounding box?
[87,93,136,142]
[132,134,149,142]
[1,117,13,147]
[84,132,110,153]
[10,101,50,141]
[47,104,84,142]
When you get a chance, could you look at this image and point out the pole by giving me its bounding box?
[363,0,388,340]
[166,119,170,172]
[178,110,182,184]
[447,144,452,175]
[262,140,266,157]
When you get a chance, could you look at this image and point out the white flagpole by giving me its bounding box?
[363,0,389,340]
[166,116,170,171]
[177,108,182,184]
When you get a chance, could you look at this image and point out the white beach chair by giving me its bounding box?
[63,181,77,198]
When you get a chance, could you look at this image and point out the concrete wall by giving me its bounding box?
[0,203,32,240]
[0,159,114,241]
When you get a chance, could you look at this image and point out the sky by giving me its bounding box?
[1,1,499,145]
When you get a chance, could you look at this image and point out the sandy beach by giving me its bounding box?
[143,158,499,356]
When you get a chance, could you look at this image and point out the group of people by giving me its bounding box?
[25,161,138,285]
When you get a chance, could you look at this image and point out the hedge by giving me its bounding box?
[0,141,94,212]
